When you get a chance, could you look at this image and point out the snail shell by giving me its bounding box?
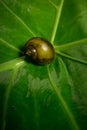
[24,37,55,65]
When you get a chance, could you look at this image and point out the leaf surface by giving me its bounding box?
[0,0,87,130]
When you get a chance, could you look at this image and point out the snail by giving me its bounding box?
[24,37,55,65]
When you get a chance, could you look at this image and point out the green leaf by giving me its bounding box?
[0,0,87,130]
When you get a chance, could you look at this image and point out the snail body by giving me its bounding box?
[24,37,55,65]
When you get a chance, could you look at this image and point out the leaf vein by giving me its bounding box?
[1,68,18,130]
[0,57,25,72]
[50,0,64,44]
[48,0,58,9]
[0,0,36,36]
[55,38,87,50]
[56,51,87,65]
[0,38,22,53]
[47,63,79,130]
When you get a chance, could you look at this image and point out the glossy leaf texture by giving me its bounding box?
[0,0,87,130]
